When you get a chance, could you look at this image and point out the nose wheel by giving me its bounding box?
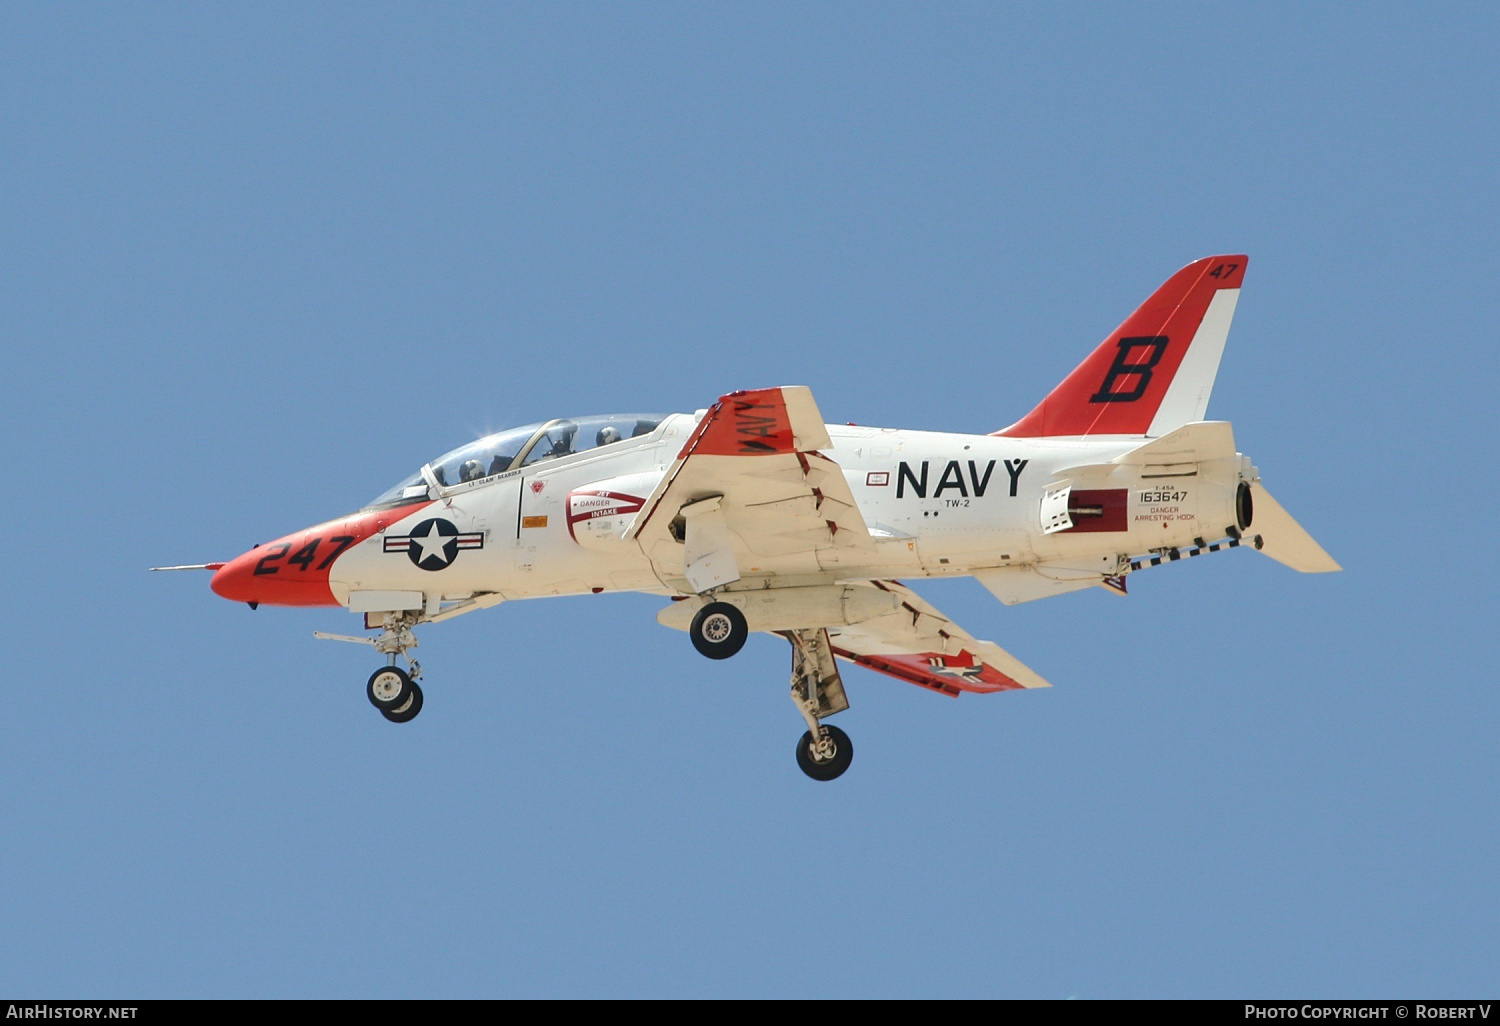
[317,614,428,725]
[366,665,424,723]
[367,666,410,708]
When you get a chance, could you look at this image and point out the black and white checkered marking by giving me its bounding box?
[384,518,484,571]
[1128,533,1258,572]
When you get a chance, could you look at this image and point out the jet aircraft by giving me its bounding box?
[156,255,1337,779]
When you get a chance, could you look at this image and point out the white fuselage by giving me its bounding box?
[327,414,1245,609]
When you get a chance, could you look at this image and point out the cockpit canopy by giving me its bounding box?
[366,414,666,509]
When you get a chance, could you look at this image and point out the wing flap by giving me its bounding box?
[827,581,1051,696]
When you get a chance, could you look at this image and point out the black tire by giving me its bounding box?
[381,682,423,723]
[690,602,748,660]
[795,724,853,781]
[367,666,412,711]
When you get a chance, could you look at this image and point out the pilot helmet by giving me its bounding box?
[597,425,622,446]
[459,459,485,483]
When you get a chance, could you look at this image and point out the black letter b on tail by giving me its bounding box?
[1090,336,1169,403]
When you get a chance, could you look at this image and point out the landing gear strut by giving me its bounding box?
[315,612,426,724]
[786,628,854,781]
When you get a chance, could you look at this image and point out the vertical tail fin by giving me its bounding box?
[997,255,1247,438]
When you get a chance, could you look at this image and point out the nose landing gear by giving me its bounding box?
[316,613,426,724]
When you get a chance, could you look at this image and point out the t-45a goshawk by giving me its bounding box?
[156,255,1336,780]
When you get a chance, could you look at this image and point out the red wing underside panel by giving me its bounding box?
[825,580,1051,698]
[831,648,1029,697]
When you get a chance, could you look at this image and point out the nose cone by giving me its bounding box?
[211,536,339,607]
[209,503,432,608]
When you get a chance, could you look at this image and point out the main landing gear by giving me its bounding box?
[687,601,854,780]
[796,723,853,782]
[689,601,748,659]
[786,627,854,781]
[315,613,425,725]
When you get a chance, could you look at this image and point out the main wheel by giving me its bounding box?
[795,724,853,781]
[367,666,412,710]
[690,602,748,660]
[380,682,423,723]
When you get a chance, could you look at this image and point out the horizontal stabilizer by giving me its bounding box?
[1115,421,1236,464]
[1250,485,1340,573]
[1058,421,1237,482]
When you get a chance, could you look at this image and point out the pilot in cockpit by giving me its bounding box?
[459,459,486,483]
[597,425,622,447]
[538,421,577,461]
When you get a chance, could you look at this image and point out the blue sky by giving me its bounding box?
[2,3,1496,997]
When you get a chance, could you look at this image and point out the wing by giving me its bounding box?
[826,581,1052,697]
[627,386,875,592]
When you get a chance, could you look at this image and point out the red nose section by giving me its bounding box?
[211,502,433,607]
[211,541,339,606]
